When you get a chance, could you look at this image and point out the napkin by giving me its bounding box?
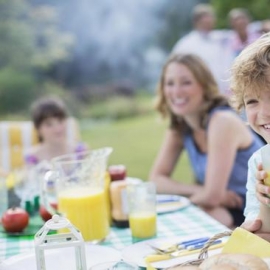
[222,227,270,257]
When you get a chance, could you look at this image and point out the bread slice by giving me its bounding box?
[199,253,269,270]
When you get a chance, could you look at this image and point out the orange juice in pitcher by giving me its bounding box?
[58,186,109,241]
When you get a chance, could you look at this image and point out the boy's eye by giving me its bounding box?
[245,99,258,105]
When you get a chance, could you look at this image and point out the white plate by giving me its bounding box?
[156,195,190,214]
[121,235,217,269]
[0,244,121,270]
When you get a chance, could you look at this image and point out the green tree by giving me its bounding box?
[0,0,74,114]
[28,5,74,71]
[211,0,270,28]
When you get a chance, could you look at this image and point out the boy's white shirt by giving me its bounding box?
[244,145,266,221]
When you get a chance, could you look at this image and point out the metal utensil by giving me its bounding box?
[147,237,210,254]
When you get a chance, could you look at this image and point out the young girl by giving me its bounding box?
[230,33,270,240]
[25,96,88,166]
[149,53,264,227]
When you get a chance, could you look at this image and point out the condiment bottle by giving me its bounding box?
[109,165,129,228]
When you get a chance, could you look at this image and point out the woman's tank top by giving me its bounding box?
[183,106,264,197]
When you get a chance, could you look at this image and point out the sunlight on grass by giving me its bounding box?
[81,113,194,183]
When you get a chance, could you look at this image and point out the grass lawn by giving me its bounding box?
[81,113,194,184]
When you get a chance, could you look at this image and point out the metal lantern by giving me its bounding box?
[34,214,87,270]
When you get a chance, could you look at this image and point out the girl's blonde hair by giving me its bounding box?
[230,33,270,111]
[155,53,228,131]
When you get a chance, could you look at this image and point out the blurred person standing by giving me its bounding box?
[172,4,230,95]
[227,8,260,59]
[226,8,265,125]
[260,19,270,34]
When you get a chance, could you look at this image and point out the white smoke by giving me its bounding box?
[56,0,200,87]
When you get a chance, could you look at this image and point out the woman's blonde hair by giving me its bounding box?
[155,53,228,131]
[230,33,270,111]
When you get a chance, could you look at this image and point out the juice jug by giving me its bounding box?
[41,147,112,242]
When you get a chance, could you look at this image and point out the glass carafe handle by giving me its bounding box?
[40,169,59,215]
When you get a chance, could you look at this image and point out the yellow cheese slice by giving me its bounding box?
[222,227,270,258]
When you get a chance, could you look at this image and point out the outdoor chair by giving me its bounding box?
[0,117,81,172]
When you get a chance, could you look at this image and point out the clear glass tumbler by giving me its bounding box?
[261,144,270,186]
[127,182,157,243]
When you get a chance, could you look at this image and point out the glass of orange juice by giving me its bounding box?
[41,147,112,243]
[127,182,157,243]
[261,144,270,187]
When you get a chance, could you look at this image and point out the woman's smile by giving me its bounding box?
[164,62,204,116]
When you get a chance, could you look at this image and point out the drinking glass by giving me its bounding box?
[127,182,157,243]
[261,144,270,186]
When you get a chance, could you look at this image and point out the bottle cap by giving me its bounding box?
[25,200,33,215]
[108,165,126,181]
[34,195,40,211]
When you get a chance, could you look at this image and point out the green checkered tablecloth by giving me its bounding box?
[0,205,228,261]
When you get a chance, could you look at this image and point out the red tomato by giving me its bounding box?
[39,205,52,222]
[51,202,58,210]
[39,203,58,222]
[1,207,29,233]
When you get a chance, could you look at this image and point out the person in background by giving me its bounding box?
[225,8,264,124]
[172,4,230,95]
[227,8,260,59]
[25,96,88,166]
[261,19,270,34]
[230,33,270,241]
[149,53,264,227]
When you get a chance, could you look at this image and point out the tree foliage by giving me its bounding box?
[0,0,73,113]
[211,0,270,28]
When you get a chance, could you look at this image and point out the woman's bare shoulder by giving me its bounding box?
[209,110,244,129]
[208,110,251,146]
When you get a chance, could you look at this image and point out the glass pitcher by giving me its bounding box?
[41,147,113,242]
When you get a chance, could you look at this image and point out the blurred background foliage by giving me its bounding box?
[1,0,270,179]
[1,0,269,117]
[211,0,270,28]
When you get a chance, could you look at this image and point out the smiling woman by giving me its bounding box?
[164,62,204,117]
[149,53,264,227]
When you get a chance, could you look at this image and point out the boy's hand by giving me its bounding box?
[256,163,270,205]
[241,219,262,232]
[241,219,270,242]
